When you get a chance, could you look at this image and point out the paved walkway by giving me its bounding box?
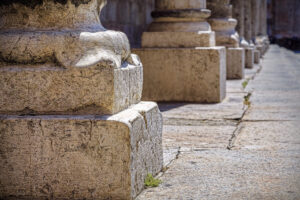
[137,45,300,200]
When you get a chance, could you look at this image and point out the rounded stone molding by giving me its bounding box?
[152,8,211,21]
[0,0,132,69]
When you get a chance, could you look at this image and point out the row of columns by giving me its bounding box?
[231,0,269,54]
[0,0,269,199]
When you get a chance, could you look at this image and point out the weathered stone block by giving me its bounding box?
[245,48,254,69]
[0,101,163,200]
[133,47,226,103]
[254,50,260,64]
[226,48,245,79]
[0,59,142,115]
[142,31,216,48]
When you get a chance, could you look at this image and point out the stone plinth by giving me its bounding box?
[133,47,226,102]
[207,0,244,80]
[254,50,260,64]
[0,0,163,199]
[0,58,142,115]
[135,0,226,103]
[142,31,215,48]
[227,48,245,79]
[0,102,163,200]
[245,48,254,69]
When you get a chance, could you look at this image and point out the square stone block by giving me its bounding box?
[133,47,226,103]
[256,45,264,57]
[245,48,254,69]
[142,31,216,48]
[0,61,142,115]
[226,48,245,79]
[254,50,260,64]
[0,101,163,200]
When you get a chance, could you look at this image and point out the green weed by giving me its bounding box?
[144,173,162,187]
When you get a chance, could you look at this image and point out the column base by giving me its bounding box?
[245,48,255,69]
[0,101,163,200]
[133,47,226,103]
[226,48,245,79]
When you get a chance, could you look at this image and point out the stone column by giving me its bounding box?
[231,0,244,41]
[0,1,163,199]
[238,0,254,68]
[251,0,261,63]
[133,0,226,103]
[251,0,259,41]
[244,0,252,43]
[256,0,269,55]
[207,0,245,79]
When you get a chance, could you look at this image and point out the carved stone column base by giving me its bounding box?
[208,18,239,48]
[133,47,226,103]
[256,36,270,56]
[245,48,255,69]
[0,101,163,200]
[226,48,245,79]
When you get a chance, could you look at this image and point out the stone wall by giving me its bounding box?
[101,0,155,48]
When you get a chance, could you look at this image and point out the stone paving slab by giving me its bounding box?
[235,121,300,151]
[159,92,247,122]
[244,106,300,121]
[137,149,300,200]
[163,125,236,149]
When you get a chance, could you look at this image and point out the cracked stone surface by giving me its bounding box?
[136,45,300,199]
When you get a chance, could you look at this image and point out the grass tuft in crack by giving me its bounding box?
[242,79,249,89]
[244,93,252,106]
[144,173,162,187]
